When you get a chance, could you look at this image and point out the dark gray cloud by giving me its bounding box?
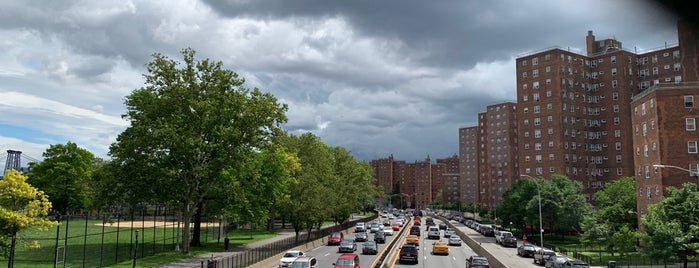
[0,0,686,163]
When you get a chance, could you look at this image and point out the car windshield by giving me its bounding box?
[284,252,299,258]
[341,240,353,246]
[472,258,489,264]
[331,233,341,238]
[335,259,355,266]
[552,257,567,263]
[502,232,512,238]
[290,262,310,268]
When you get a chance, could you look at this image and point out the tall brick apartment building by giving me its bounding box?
[515,20,696,202]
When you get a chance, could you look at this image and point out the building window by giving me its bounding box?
[615,130,621,137]
[533,69,539,78]
[535,143,542,150]
[522,72,527,78]
[611,56,616,63]
[689,141,698,154]
[549,154,555,160]
[523,95,528,101]
[612,80,618,88]
[687,118,696,131]
[549,141,554,147]
[616,155,622,163]
[690,164,699,175]
[547,103,553,110]
[534,118,541,126]
[614,117,620,125]
[613,92,619,100]
[548,128,554,134]
[534,130,541,138]
[614,105,619,113]
[533,57,538,65]
[524,131,530,137]
[685,96,694,108]
[546,66,551,73]
[674,63,681,71]
[533,105,540,113]
[616,142,622,151]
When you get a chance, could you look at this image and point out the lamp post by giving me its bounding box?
[132,229,139,267]
[653,164,699,185]
[521,174,544,249]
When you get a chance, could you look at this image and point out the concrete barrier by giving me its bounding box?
[435,215,508,268]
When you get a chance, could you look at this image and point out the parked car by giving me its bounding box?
[495,231,517,247]
[466,255,491,268]
[448,235,462,246]
[517,244,537,257]
[338,239,357,253]
[562,259,590,268]
[482,226,495,237]
[374,230,386,243]
[354,232,368,242]
[290,256,317,268]
[406,234,420,245]
[362,241,378,255]
[432,240,449,255]
[333,253,360,268]
[398,244,419,264]
[355,222,366,232]
[328,232,344,245]
[533,248,556,265]
[279,250,305,268]
[443,228,455,238]
[545,255,569,268]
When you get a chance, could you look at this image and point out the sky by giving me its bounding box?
[0,0,685,169]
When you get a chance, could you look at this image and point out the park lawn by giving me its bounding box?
[105,229,278,268]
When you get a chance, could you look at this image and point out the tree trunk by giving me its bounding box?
[191,201,203,247]
[8,231,17,268]
[181,203,192,253]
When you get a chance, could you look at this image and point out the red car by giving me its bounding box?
[413,220,421,226]
[328,232,344,245]
[333,253,360,268]
[391,223,400,231]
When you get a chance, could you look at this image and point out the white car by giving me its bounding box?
[382,226,394,236]
[448,235,462,246]
[279,250,305,268]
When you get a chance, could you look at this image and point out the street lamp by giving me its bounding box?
[520,174,544,249]
[653,164,699,185]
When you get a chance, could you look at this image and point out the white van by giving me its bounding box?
[427,226,440,239]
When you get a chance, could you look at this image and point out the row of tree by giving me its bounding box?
[2,48,380,255]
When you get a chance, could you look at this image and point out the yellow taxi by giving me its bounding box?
[405,234,420,245]
[432,240,449,255]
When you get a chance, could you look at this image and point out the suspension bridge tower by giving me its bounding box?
[4,149,22,172]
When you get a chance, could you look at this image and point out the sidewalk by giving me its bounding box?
[158,214,372,268]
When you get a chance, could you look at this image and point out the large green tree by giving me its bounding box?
[109,48,287,253]
[27,141,95,214]
[0,170,57,267]
[581,177,637,254]
[641,183,699,267]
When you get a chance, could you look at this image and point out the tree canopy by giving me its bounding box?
[109,48,288,253]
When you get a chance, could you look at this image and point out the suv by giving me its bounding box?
[495,231,517,247]
[427,226,440,239]
[355,222,365,232]
[410,226,421,236]
[290,256,317,268]
[466,255,490,268]
[398,244,419,264]
[534,248,556,265]
[333,253,360,268]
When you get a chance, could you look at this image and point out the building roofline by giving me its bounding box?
[631,82,699,102]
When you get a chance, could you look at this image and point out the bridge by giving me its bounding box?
[0,150,41,178]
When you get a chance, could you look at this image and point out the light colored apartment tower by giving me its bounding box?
[459,126,479,205]
[477,102,519,212]
[436,155,460,206]
[631,84,699,221]
[516,27,681,201]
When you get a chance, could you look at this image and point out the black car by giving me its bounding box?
[362,241,378,255]
[410,226,421,236]
[466,256,490,268]
[517,244,537,257]
[438,223,447,230]
[398,244,419,264]
[338,239,356,253]
[374,231,386,243]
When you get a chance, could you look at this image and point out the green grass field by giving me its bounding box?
[1,218,269,268]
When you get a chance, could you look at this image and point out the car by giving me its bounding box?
[391,222,400,231]
[425,217,434,225]
[369,223,381,233]
[495,231,517,247]
[413,219,421,226]
[279,250,305,268]
[374,230,386,243]
[466,255,491,268]
[410,226,421,236]
[362,241,378,255]
[328,232,344,245]
[398,244,419,264]
[448,235,462,246]
[517,244,537,257]
[444,228,455,238]
[533,248,556,265]
[290,256,317,268]
[432,240,449,255]
[561,259,590,268]
[338,239,357,253]
[355,222,366,232]
[427,226,440,239]
[354,232,368,242]
[438,223,447,230]
[405,234,420,245]
[482,226,495,237]
[545,255,569,268]
[382,226,394,236]
[333,253,360,268]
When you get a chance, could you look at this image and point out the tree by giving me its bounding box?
[641,183,699,268]
[109,48,288,253]
[27,141,95,214]
[581,177,637,255]
[0,170,57,267]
